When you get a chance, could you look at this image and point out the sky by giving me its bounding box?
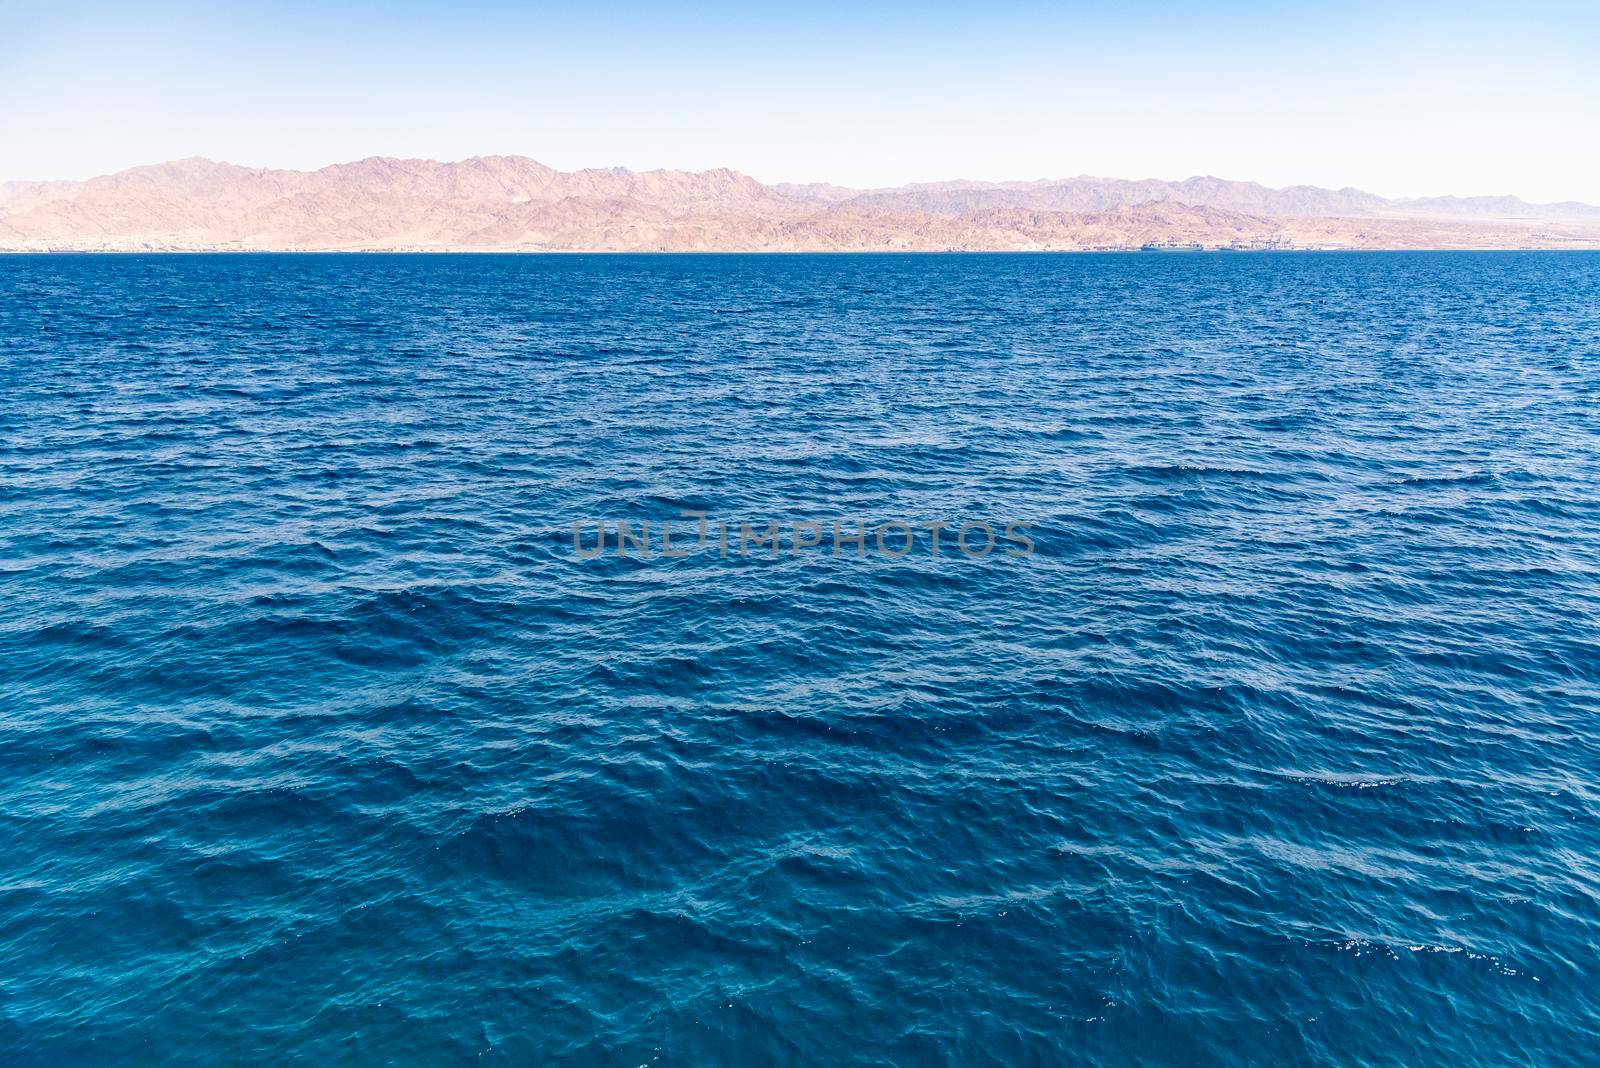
[3,1,1598,202]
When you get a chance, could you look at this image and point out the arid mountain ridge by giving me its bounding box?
[3,155,1597,251]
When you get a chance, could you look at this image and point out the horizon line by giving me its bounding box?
[6,153,1593,210]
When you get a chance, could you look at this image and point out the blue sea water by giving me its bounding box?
[2,251,1599,1065]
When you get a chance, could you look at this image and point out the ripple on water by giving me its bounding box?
[2,251,1600,1064]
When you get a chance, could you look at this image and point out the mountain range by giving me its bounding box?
[3,156,1597,252]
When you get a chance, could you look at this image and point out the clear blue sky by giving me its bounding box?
[4,1,1598,201]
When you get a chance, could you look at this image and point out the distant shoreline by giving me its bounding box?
[6,156,1598,257]
[4,246,1598,255]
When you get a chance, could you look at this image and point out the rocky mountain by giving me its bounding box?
[800,176,1391,218]
[785,174,1600,221]
[1390,194,1600,219]
[2,156,1597,251]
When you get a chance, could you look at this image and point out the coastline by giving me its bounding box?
[5,244,1599,254]
[7,157,1599,257]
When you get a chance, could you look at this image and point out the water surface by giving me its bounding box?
[3,252,1599,1064]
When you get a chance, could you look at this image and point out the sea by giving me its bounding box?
[2,252,1598,1065]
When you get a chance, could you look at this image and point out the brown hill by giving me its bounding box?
[3,156,1597,251]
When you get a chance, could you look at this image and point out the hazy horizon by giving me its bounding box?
[6,152,1599,210]
[5,1,1597,202]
